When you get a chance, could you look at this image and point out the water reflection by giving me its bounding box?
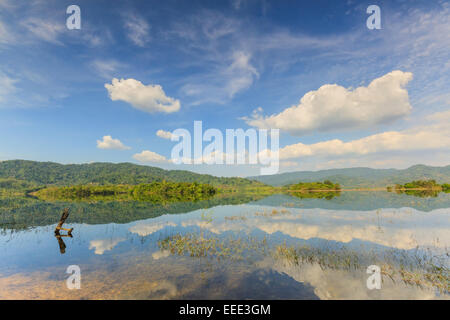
[54,231,72,254]
[0,191,449,299]
[394,189,440,197]
[288,191,341,200]
[52,208,74,255]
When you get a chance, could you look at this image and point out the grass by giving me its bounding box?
[225,215,247,221]
[158,232,267,262]
[157,232,449,293]
[274,243,449,293]
[254,208,291,217]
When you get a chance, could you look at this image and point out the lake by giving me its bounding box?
[0,191,449,299]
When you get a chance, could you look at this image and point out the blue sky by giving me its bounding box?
[0,0,449,176]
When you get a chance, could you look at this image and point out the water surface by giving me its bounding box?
[0,191,449,299]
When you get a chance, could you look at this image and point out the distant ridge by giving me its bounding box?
[248,164,450,187]
[0,160,261,187]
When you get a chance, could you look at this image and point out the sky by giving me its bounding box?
[0,0,449,176]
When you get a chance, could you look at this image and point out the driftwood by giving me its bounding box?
[54,230,72,254]
[54,208,73,254]
[55,208,73,234]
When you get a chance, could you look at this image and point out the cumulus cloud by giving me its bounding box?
[133,150,168,163]
[245,71,413,135]
[280,161,299,168]
[97,135,130,150]
[279,110,450,159]
[156,129,176,140]
[105,78,180,113]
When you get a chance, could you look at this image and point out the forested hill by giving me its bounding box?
[0,160,261,187]
[249,165,450,187]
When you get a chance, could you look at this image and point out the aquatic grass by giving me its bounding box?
[225,215,247,221]
[157,232,267,262]
[254,208,291,217]
[200,210,214,223]
[274,243,449,293]
[157,229,449,293]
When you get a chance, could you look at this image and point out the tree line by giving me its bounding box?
[33,181,217,203]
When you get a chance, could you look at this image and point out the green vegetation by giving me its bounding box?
[395,179,441,190]
[388,180,450,197]
[289,191,341,200]
[0,160,263,189]
[32,181,216,203]
[158,232,267,261]
[283,180,341,199]
[440,183,450,192]
[0,178,40,196]
[287,180,341,191]
[400,190,440,198]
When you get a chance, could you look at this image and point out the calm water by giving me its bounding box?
[0,191,449,299]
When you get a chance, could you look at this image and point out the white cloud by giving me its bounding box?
[0,73,18,103]
[97,135,130,150]
[225,51,259,98]
[105,78,180,113]
[89,238,125,255]
[181,51,259,104]
[0,21,13,44]
[91,60,123,79]
[156,129,175,140]
[279,110,450,160]
[245,70,413,135]
[133,150,168,163]
[20,18,65,45]
[280,161,299,168]
[123,14,150,47]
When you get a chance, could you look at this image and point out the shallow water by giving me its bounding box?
[0,191,449,299]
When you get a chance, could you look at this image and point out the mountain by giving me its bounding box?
[0,160,262,188]
[248,164,450,187]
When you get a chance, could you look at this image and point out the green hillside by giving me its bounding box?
[0,160,262,189]
[249,164,450,187]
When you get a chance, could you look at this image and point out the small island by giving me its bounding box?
[392,180,449,192]
[282,180,341,200]
[286,180,342,192]
[387,180,450,197]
